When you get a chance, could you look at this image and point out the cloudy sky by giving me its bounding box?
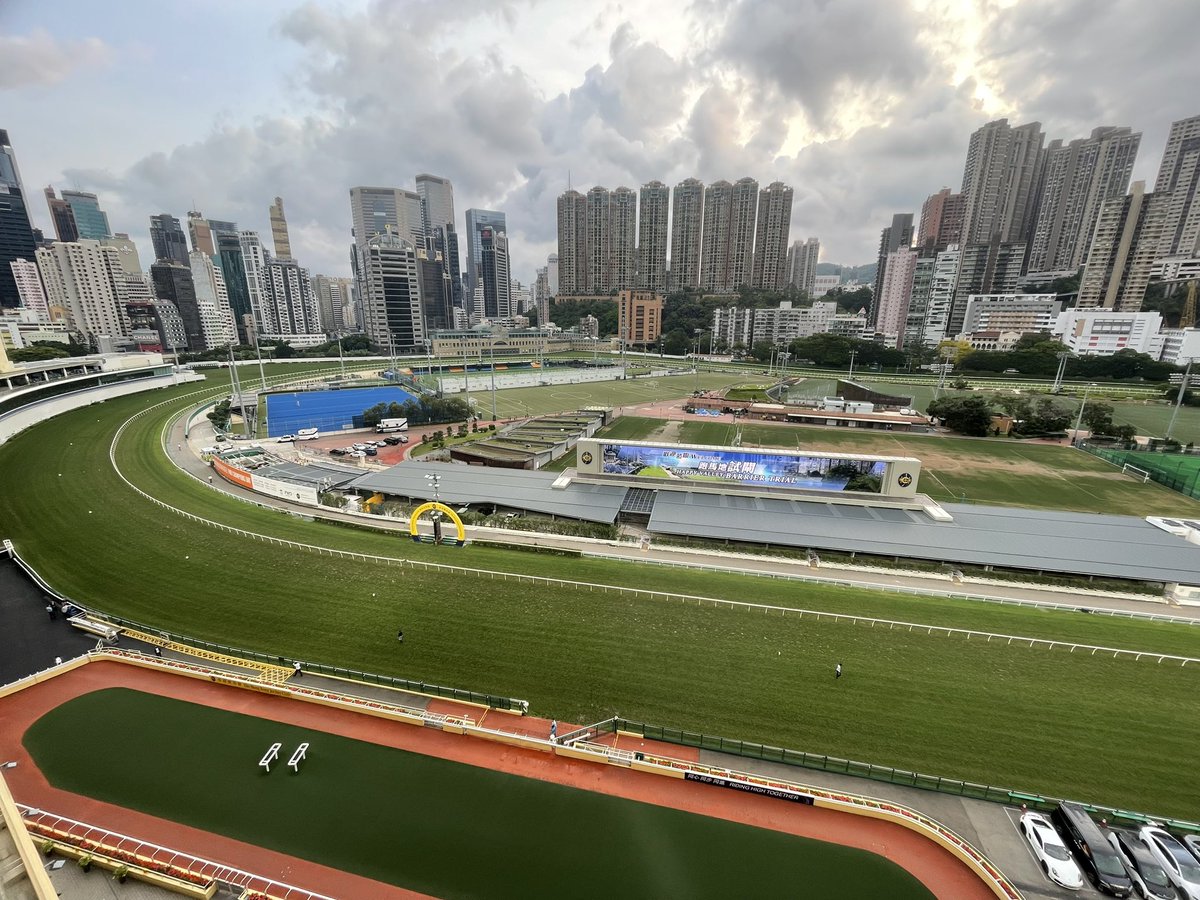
[2,0,1196,284]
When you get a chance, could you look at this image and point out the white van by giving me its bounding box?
[295,428,319,440]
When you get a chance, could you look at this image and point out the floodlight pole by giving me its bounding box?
[1072,382,1096,445]
[1166,357,1194,442]
[848,349,857,381]
[490,335,497,421]
[1053,351,1070,393]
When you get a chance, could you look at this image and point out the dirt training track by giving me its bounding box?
[0,660,996,899]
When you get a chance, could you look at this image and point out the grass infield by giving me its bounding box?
[2,373,1200,818]
[23,688,933,899]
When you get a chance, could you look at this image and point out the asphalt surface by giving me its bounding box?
[0,558,103,684]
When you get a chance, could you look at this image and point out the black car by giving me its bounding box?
[1053,803,1134,897]
[1109,831,1177,899]
[365,446,378,456]
[384,436,402,445]
[329,448,345,456]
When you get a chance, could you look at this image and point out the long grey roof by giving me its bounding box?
[347,461,628,523]
[646,492,1200,584]
[255,461,362,489]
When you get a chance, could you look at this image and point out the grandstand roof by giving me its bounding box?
[645,493,1200,584]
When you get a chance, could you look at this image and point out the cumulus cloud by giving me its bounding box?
[0,29,112,90]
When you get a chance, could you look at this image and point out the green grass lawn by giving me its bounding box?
[3,378,1200,818]
[25,688,932,899]
[659,418,1200,516]
[480,373,748,420]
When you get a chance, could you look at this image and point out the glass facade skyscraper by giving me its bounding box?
[0,129,37,308]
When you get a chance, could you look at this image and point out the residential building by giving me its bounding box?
[556,191,587,296]
[1155,115,1200,258]
[786,238,820,295]
[354,232,424,352]
[1052,308,1165,357]
[510,279,532,316]
[215,232,254,344]
[751,181,793,290]
[812,274,841,297]
[534,267,550,325]
[670,178,704,291]
[616,290,663,345]
[267,196,292,260]
[261,256,322,345]
[757,300,837,345]
[547,253,559,296]
[189,250,236,349]
[903,256,937,349]
[149,214,189,265]
[610,186,637,292]
[0,129,38,308]
[579,314,599,339]
[60,190,111,240]
[434,223,464,313]
[463,208,506,301]
[479,226,511,321]
[1158,328,1200,365]
[1151,257,1200,281]
[711,305,754,349]
[959,294,1063,336]
[44,187,78,242]
[311,274,355,334]
[828,310,869,340]
[416,174,455,233]
[727,177,759,292]
[1078,181,1168,310]
[100,233,143,275]
[35,240,129,344]
[238,230,269,335]
[699,180,733,293]
[948,240,1026,336]
[873,249,919,347]
[921,244,962,346]
[1027,127,1140,273]
[959,119,1046,247]
[870,213,914,323]
[150,261,201,351]
[10,258,48,320]
[637,180,669,292]
[584,186,611,294]
[917,188,965,253]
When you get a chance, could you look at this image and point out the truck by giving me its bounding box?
[375,418,409,433]
[295,427,320,440]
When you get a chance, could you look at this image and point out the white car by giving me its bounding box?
[276,434,295,442]
[1021,811,1084,891]
[1141,826,1200,900]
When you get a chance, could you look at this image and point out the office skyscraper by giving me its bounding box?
[100,233,143,275]
[45,187,79,242]
[150,214,189,265]
[311,274,356,334]
[669,178,704,291]
[556,191,586,295]
[215,232,253,343]
[479,226,511,320]
[786,238,820,295]
[269,196,292,259]
[189,250,236,349]
[416,174,455,233]
[61,191,111,240]
[751,181,793,290]
[1154,115,1200,259]
[354,232,423,352]
[699,180,733,293]
[0,129,38,308]
[464,208,506,301]
[1027,126,1140,273]
[151,261,202,351]
[188,211,238,256]
[350,186,424,248]
[637,181,669,292]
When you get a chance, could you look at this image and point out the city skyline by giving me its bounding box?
[3,1,1196,285]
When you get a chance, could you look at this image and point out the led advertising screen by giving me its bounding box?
[599,443,888,493]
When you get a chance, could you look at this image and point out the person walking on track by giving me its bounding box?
[835,662,842,679]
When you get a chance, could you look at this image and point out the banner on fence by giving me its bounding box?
[684,771,815,805]
[251,474,319,506]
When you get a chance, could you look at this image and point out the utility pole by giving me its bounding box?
[489,332,497,421]
[1166,358,1195,442]
[252,328,267,390]
[1072,383,1096,445]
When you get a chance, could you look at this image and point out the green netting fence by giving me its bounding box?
[1080,444,1200,501]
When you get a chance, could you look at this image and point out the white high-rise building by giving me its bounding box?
[238,231,269,333]
[1052,308,1165,357]
[921,245,961,345]
[312,274,355,333]
[262,257,322,343]
[35,240,130,343]
[547,253,559,297]
[189,250,237,349]
[10,258,49,321]
[354,232,424,352]
[786,238,820,295]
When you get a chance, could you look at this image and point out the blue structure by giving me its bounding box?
[266,387,417,437]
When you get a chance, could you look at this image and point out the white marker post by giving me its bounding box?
[259,742,282,773]
[288,742,309,774]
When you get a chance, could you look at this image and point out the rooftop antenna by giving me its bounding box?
[567,169,571,192]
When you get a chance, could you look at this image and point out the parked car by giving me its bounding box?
[384,436,402,445]
[1020,811,1084,891]
[350,450,366,458]
[1053,802,1134,896]
[329,448,345,456]
[1140,827,1200,900]
[364,446,377,456]
[1109,831,1177,900]
[398,434,409,443]
[200,446,220,455]
[214,434,227,442]
[1185,836,1200,865]
[276,434,295,443]
[352,443,368,451]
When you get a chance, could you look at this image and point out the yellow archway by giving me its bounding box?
[408,502,466,546]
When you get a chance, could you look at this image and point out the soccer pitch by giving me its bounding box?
[2,372,1200,819]
[24,688,933,899]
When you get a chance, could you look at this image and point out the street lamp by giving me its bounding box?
[1166,357,1195,442]
[847,348,858,381]
[424,473,444,546]
[1071,382,1097,445]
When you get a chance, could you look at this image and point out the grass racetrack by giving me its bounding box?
[2,372,1200,819]
[23,688,933,899]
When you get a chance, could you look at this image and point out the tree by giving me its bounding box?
[207,400,232,431]
[661,328,691,356]
[927,395,994,436]
[749,341,775,363]
[1080,402,1136,440]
